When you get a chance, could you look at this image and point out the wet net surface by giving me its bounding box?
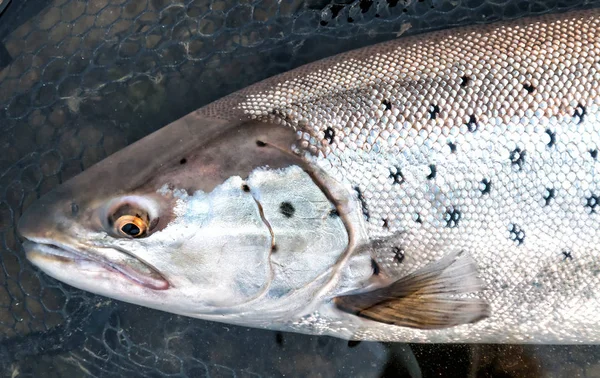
[1,0,600,377]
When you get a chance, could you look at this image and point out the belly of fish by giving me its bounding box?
[208,10,600,343]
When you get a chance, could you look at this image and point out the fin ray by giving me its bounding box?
[334,250,490,330]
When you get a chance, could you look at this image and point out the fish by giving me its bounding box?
[17,9,600,344]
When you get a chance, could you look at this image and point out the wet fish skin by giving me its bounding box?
[18,9,600,343]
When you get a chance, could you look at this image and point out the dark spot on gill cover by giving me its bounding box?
[426,164,436,180]
[429,104,440,120]
[179,158,187,165]
[329,209,339,217]
[256,140,267,147]
[279,202,295,218]
[545,129,556,148]
[371,259,380,275]
[271,244,278,253]
[382,99,392,111]
[242,184,251,192]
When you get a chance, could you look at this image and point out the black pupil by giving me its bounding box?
[121,222,140,236]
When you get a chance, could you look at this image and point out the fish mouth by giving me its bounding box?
[22,239,169,290]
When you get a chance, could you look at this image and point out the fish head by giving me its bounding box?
[18,114,354,321]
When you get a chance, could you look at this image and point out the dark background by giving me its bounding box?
[1,0,600,377]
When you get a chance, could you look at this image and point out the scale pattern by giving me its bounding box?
[2,0,600,375]
[202,10,600,342]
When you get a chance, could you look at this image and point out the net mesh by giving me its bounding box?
[1,0,600,376]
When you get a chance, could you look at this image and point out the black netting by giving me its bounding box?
[1,0,600,377]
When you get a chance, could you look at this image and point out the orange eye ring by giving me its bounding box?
[115,215,148,238]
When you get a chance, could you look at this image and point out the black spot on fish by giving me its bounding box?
[389,167,404,185]
[523,83,535,93]
[445,207,461,228]
[371,259,380,275]
[275,332,284,346]
[426,164,436,180]
[480,179,491,195]
[429,104,440,120]
[256,140,267,147]
[382,218,389,229]
[324,127,335,144]
[590,149,598,160]
[347,17,354,22]
[386,0,399,7]
[460,75,470,87]
[355,186,370,220]
[179,158,187,165]
[545,129,556,148]
[71,202,79,216]
[562,250,573,261]
[320,20,328,26]
[242,184,251,192]
[509,224,525,245]
[574,103,586,124]
[359,0,373,13]
[375,13,380,17]
[393,246,405,264]
[510,147,525,170]
[586,195,599,213]
[382,99,392,111]
[448,141,457,153]
[279,202,295,218]
[414,213,422,224]
[271,244,278,253]
[348,340,362,348]
[543,188,555,206]
[467,114,478,132]
[329,209,339,217]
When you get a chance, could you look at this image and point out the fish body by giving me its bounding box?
[18,9,600,343]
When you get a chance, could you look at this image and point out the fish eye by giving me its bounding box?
[115,215,148,238]
[107,203,153,238]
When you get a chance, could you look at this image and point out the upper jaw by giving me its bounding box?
[21,237,170,290]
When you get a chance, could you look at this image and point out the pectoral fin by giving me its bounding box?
[333,250,490,330]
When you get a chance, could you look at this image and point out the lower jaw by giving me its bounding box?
[22,241,169,290]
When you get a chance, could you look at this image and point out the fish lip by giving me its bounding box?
[22,238,170,290]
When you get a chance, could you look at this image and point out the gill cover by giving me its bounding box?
[18,113,352,319]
